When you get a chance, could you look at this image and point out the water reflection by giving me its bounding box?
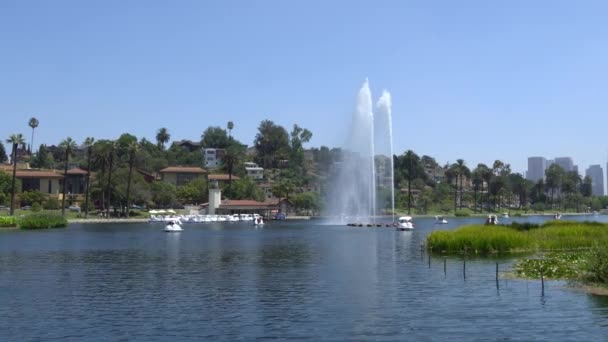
[0,217,607,341]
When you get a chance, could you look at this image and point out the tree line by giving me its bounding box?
[2,118,321,217]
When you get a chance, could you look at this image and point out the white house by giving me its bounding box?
[203,148,225,168]
[244,162,264,180]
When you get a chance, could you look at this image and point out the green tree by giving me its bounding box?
[59,137,77,216]
[0,172,18,205]
[272,179,295,203]
[293,192,321,215]
[227,121,234,138]
[28,117,39,154]
[581,176,593,198]
[6,133,25,215]
[156,127,170,150]
[254,120,289,169]
[223,177,264,201]
[471,165,484,212]
[111,168,151,210]
[20,190,47,206]
[0,142,7,163]
[124,141,139,217]
[201,126,231,148]
[222,143,245,188]
[446,163,459,214]
[545,164,565,209]
[151,181,177,208]
[455,159,470,210]
[83,137,95,218]
[176,177,208,204]
[288,124,313,172]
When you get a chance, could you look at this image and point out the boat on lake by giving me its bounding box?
[434,215,448,224]
[397,216,415,231]
[164,220,183,232]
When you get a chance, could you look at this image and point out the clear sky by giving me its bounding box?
[1,0,608,178]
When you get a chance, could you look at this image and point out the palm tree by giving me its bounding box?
[6,133,25,215]
[28,117,39,154]
[471,168,484,213]
[83,137,95,218]
[447,163,460,214]
[222,144,242,189]
[124,142,138,218]
[156,128,170,150]
[227,121,234,138]
[456,159,470,210]
[106,142,116,218]
[59,137,77,216]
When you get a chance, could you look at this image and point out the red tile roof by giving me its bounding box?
[63,167,88,175]
[13,170,64,179]
[208,174,240,181]
[220,199,280,208]
[159,166,208,174]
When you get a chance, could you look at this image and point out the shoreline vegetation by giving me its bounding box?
[427,220,608,294]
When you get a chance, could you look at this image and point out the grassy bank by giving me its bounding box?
[427,221,608,254]
[427,221,608,288]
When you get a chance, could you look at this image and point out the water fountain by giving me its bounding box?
[326,79,395,223]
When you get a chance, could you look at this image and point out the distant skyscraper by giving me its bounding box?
[555,157,574,172]
[526,157,547,182]
[586,165,604,196]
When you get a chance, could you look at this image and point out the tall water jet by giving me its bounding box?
[326,79,381,222]
[376,90,395,222]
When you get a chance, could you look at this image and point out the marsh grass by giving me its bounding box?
[0,216,17,227]
[427,221,608,254]
[18,213,68,229]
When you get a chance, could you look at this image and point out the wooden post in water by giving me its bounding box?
[495,262,499,289]
[428,254,431,268]
[463,256,466,280]
[420,244,424,261]
[444,257,447,276]
[540,269,545,296]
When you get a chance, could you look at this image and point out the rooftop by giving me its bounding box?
[13,170,64,179]
[208,174,240,181]
[159,166,208,174]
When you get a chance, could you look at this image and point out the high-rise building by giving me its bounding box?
[585,165,604,196]
[555,157,574,172]
[526,157,547,182]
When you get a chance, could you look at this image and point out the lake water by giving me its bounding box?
[1,215,608,341]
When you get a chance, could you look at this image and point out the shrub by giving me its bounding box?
[508,222,541,231]
[0,216,17,227]
[454,210,470,217]
[18,212,68,229]
[581,244,608,284]
[43,198,60,210]
[31,202,42,212]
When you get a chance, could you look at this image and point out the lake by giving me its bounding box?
[1,215,608,341]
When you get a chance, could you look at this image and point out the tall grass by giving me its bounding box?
[0,216,17,227]
[427,222,608,254]
[17,213,68,229]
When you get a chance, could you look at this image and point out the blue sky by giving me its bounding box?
[1,0,608,177]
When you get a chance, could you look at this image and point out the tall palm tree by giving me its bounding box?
[227,121,234,138]
[456,159,470,210]
[471,168,484,213]
[124,142,138,218]
[59,137,77,217]
[222,144,241,189]
[6,133,25,216]
[83,137,95,218]
[28,117,39,155]
[447,163,460,214]
[106,142,116,218]
[156,128,170,150]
